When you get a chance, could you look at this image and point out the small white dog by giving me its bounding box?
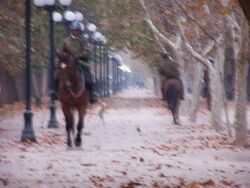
[97,102,106,125]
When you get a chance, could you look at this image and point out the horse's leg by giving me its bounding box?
[175,100,181,125]
[168,100,177,124]
[172,109,177,124]
[75,105,86,147]
[62,104,74,147]
[170,101,178,125]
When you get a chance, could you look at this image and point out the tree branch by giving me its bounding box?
[173,0,216,41]
[138,0,176,52]
[202,40,215,56]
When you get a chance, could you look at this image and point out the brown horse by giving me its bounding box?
[162,78,182,125]
[56,50,90,147]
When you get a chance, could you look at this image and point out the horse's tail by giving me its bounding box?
[165,83,178,111]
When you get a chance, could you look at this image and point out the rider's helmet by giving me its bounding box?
[208,57,215,65]
[161,51,170,59]
[161,51,174,62]
[70,20,82,32]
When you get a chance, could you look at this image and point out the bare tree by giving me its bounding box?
[234,11,249,146]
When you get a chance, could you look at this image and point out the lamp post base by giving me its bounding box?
[48,100,58,128]
[22,110,37,142]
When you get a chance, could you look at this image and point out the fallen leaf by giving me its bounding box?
[80,163,97,167]
[121,171,127,175]
[187,181,199,188]
[201,179,215,186]
[159,173,166,177]
[47,164,53,170]
[221,180,233,186]
[0,177,8,186]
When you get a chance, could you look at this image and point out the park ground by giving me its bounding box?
[0,89,250,188]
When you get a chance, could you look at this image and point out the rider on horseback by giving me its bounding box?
[56,20,97,103]
[158,51,184,100]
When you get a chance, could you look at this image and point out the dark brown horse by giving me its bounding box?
[56,50,90,147]
[162,78,182,125]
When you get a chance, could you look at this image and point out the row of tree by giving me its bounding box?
[135,0,249,146]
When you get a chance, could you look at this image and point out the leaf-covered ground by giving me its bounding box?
[0,89,250,188]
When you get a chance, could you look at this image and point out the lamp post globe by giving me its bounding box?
[52,11,62,22]
[64,10,75,22]
[75,11,84,22]
[83,33,89,39]
[34,0,45,6]
[79,23,85,32]
[34,0,72,8]
[93,31,102,42]
[44,0,55,6]
[59,0,72,6]
[87,23,97,33]
[100,34,107,44]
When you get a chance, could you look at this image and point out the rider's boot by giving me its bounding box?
[88,84,98,104]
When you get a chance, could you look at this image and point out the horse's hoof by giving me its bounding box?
[174,121,181,125]
[67,146,74,150]
[67,140,73,147]
[75,141,82,147]
[67,143,73,148]
[75,137,82,147]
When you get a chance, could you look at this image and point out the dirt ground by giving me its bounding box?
[0,89,250,188]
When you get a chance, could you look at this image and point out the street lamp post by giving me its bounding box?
[82,24,108,98]
[48,6,58,128]
[92,31,107,97]
[113,59,117,93]
[85,23,98,96]
[105,52,109,96]
[22,0,37,142]
[34,0,72,128]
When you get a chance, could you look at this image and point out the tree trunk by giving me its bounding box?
[152,67,162,98]
[189,41,215,121]
[210,66,222,131]
[234,16,249,147]
[181,28,225,131]
[210,44,225,131]
[247,65,250,101]
[189,64,204,121]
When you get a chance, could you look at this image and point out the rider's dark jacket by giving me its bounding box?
[62,35,92,72]
[158,60,180,80]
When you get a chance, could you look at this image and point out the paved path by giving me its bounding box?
[0,89,250,187]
